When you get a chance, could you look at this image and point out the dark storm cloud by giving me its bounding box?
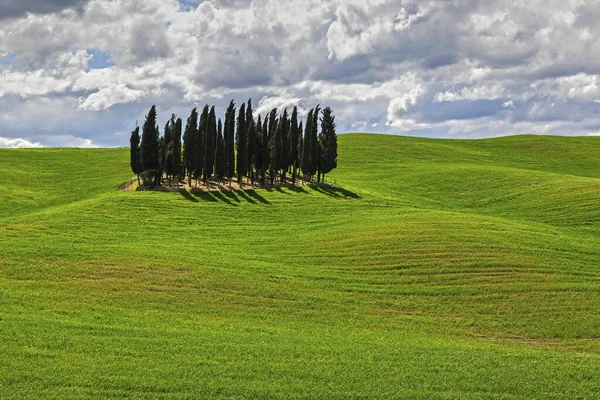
[0,0,90,20]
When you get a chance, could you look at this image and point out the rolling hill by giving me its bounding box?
[1,134,600,399]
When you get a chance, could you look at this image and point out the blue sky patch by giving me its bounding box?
[0,53,17,69]
[177,0,200,11]
[87,49,115,70]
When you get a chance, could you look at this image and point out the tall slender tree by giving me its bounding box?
[236,102,247,185]
[225,101,236,184]
[129,126,142,185]
[141,105,160,185]
[163,115,175,182]
[269,116,283,185]
[301,108,313,181]
[289,107,300,185]
[172,117,182,187]
[195,105,209,185]
[280,108,289,183]
[253,115,264,186]
[183,108,198,186]
[261,114,269,185]
[215,119,226,182]
[318,106,338,183]
[309,105,320,180]
[203,106,217,184]
[246,99,254,179]
[297,121,303,184]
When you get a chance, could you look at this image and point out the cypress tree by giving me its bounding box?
[247,120,257,186]
[203,106,216,184]
[163,116,174,182]
[254,115,264,186]
[280,108,289,183]
[267,109,278,185]
[309,105,320,180]
[129,126,142,185]
[236,103,247,185]
[172,117,182,187]
[159,134,166,185]
[261,114,269,186]
[196,105,209,185]
[141,105,160,185]
[246,99,254,180]
[289,107,300,185]
[183,108,198,186]
[269,116,283,186]
[225,101,236,183]
[297,121,303,183]
[301,108,313,181]
[319,106,338,183]
[215,119,226,182]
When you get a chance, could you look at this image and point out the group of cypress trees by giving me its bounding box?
[130,100,337,189]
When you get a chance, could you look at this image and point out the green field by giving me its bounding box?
[1,134,600,399]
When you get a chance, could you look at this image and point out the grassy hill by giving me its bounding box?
[1,134,600,399]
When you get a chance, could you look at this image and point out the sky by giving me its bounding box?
[1,0,600,147]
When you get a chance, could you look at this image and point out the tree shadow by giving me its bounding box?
[245,189,271,204]
[222,190,242,203]
[211,190,235,206]
[179,189,199,202]
[289,185,309,194]
[190,189,219,203]
[310,184,361,199]
[234,190,257,204]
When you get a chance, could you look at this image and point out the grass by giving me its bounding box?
[1,134,600,398]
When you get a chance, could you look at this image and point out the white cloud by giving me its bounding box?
[434,84,507,102]
[2,0,600,145]
[0,137,43,148]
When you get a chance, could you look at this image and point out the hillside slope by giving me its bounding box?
[1,134,600,399]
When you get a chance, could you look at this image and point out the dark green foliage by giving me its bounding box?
[236,103,247,184]
[246,99,255,182]
[289,107,300,184]
[172,117,182,184]
[309,105,320,178]
[280,108,289,182]
[254,115,264,185]
[133,101,335,188]
[196,105,209,182]
[141,106,160,183]
[224,101,236,181]
[183,108,199,185]
[158,134,165,185]
[297,121,303,170]
[269,116,283,185]
[267,109,279,184]
[163,116,174,179]
[203,106,217,183]
[129,126,142,184]
[261,115,269,185]
[301,109,313,180]
[318,107,338,182]
[248,120,258,185]
[215,119,225,182]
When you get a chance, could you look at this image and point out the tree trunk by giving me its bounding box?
[292,166,297,186]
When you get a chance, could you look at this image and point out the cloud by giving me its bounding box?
[0,0,90,20]
[2,0,600,146]
[0,137,43,148]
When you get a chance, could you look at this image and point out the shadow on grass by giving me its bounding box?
[140,182,358,204]
[309,184,361,199]
[245,189,271,204]
[179,189,199,203]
